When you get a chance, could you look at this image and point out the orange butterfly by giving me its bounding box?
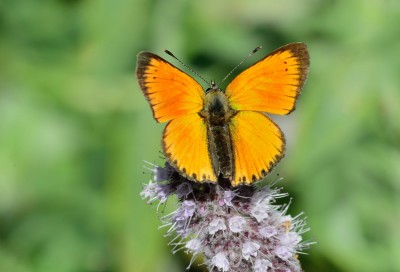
[136,43,309,186]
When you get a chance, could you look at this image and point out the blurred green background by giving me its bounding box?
[1,0,399,271]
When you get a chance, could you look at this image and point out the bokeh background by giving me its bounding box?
[1,0,400,271]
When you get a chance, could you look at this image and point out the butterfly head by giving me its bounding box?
[206,80,221,94]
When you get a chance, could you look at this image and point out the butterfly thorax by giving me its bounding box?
[200,89,237,123]
[199,89,237,180]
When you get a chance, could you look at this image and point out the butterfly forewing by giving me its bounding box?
[136,52,205,123]
[226,43,309,115]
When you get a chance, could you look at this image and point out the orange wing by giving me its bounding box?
[226,43,309,115]
[136,52,205,123]
[163,113,217,183]
[229,111,285,186]
[137,52,215,182]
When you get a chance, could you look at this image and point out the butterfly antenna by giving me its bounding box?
[219,46,262,86]
[164,50,210,87]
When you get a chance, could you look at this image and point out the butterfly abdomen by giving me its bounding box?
[207,124,233,179]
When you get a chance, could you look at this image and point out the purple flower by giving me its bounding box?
[154,162,174,182]
[175,182,193,198]
[228,216,246,233]
[275,245,293,261]
[219,190,237,206]
[254,258,272,272]
[180,200,196,217]
[259,226,278,238]
[212,252,230,272]
[242,241,260,260]
[250,202,270,222]
[209,217,227,235]
[140,181,158,200]
[185,238,202,253]
[155,184,173,203]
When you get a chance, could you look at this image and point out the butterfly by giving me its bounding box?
[136,43,309,186]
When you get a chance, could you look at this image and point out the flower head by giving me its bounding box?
[141,162,313,272]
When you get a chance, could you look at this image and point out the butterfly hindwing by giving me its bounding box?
[229,111,285,186]
[136,52,205,123]
[226,43,309,115]
[163,113,217,183]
